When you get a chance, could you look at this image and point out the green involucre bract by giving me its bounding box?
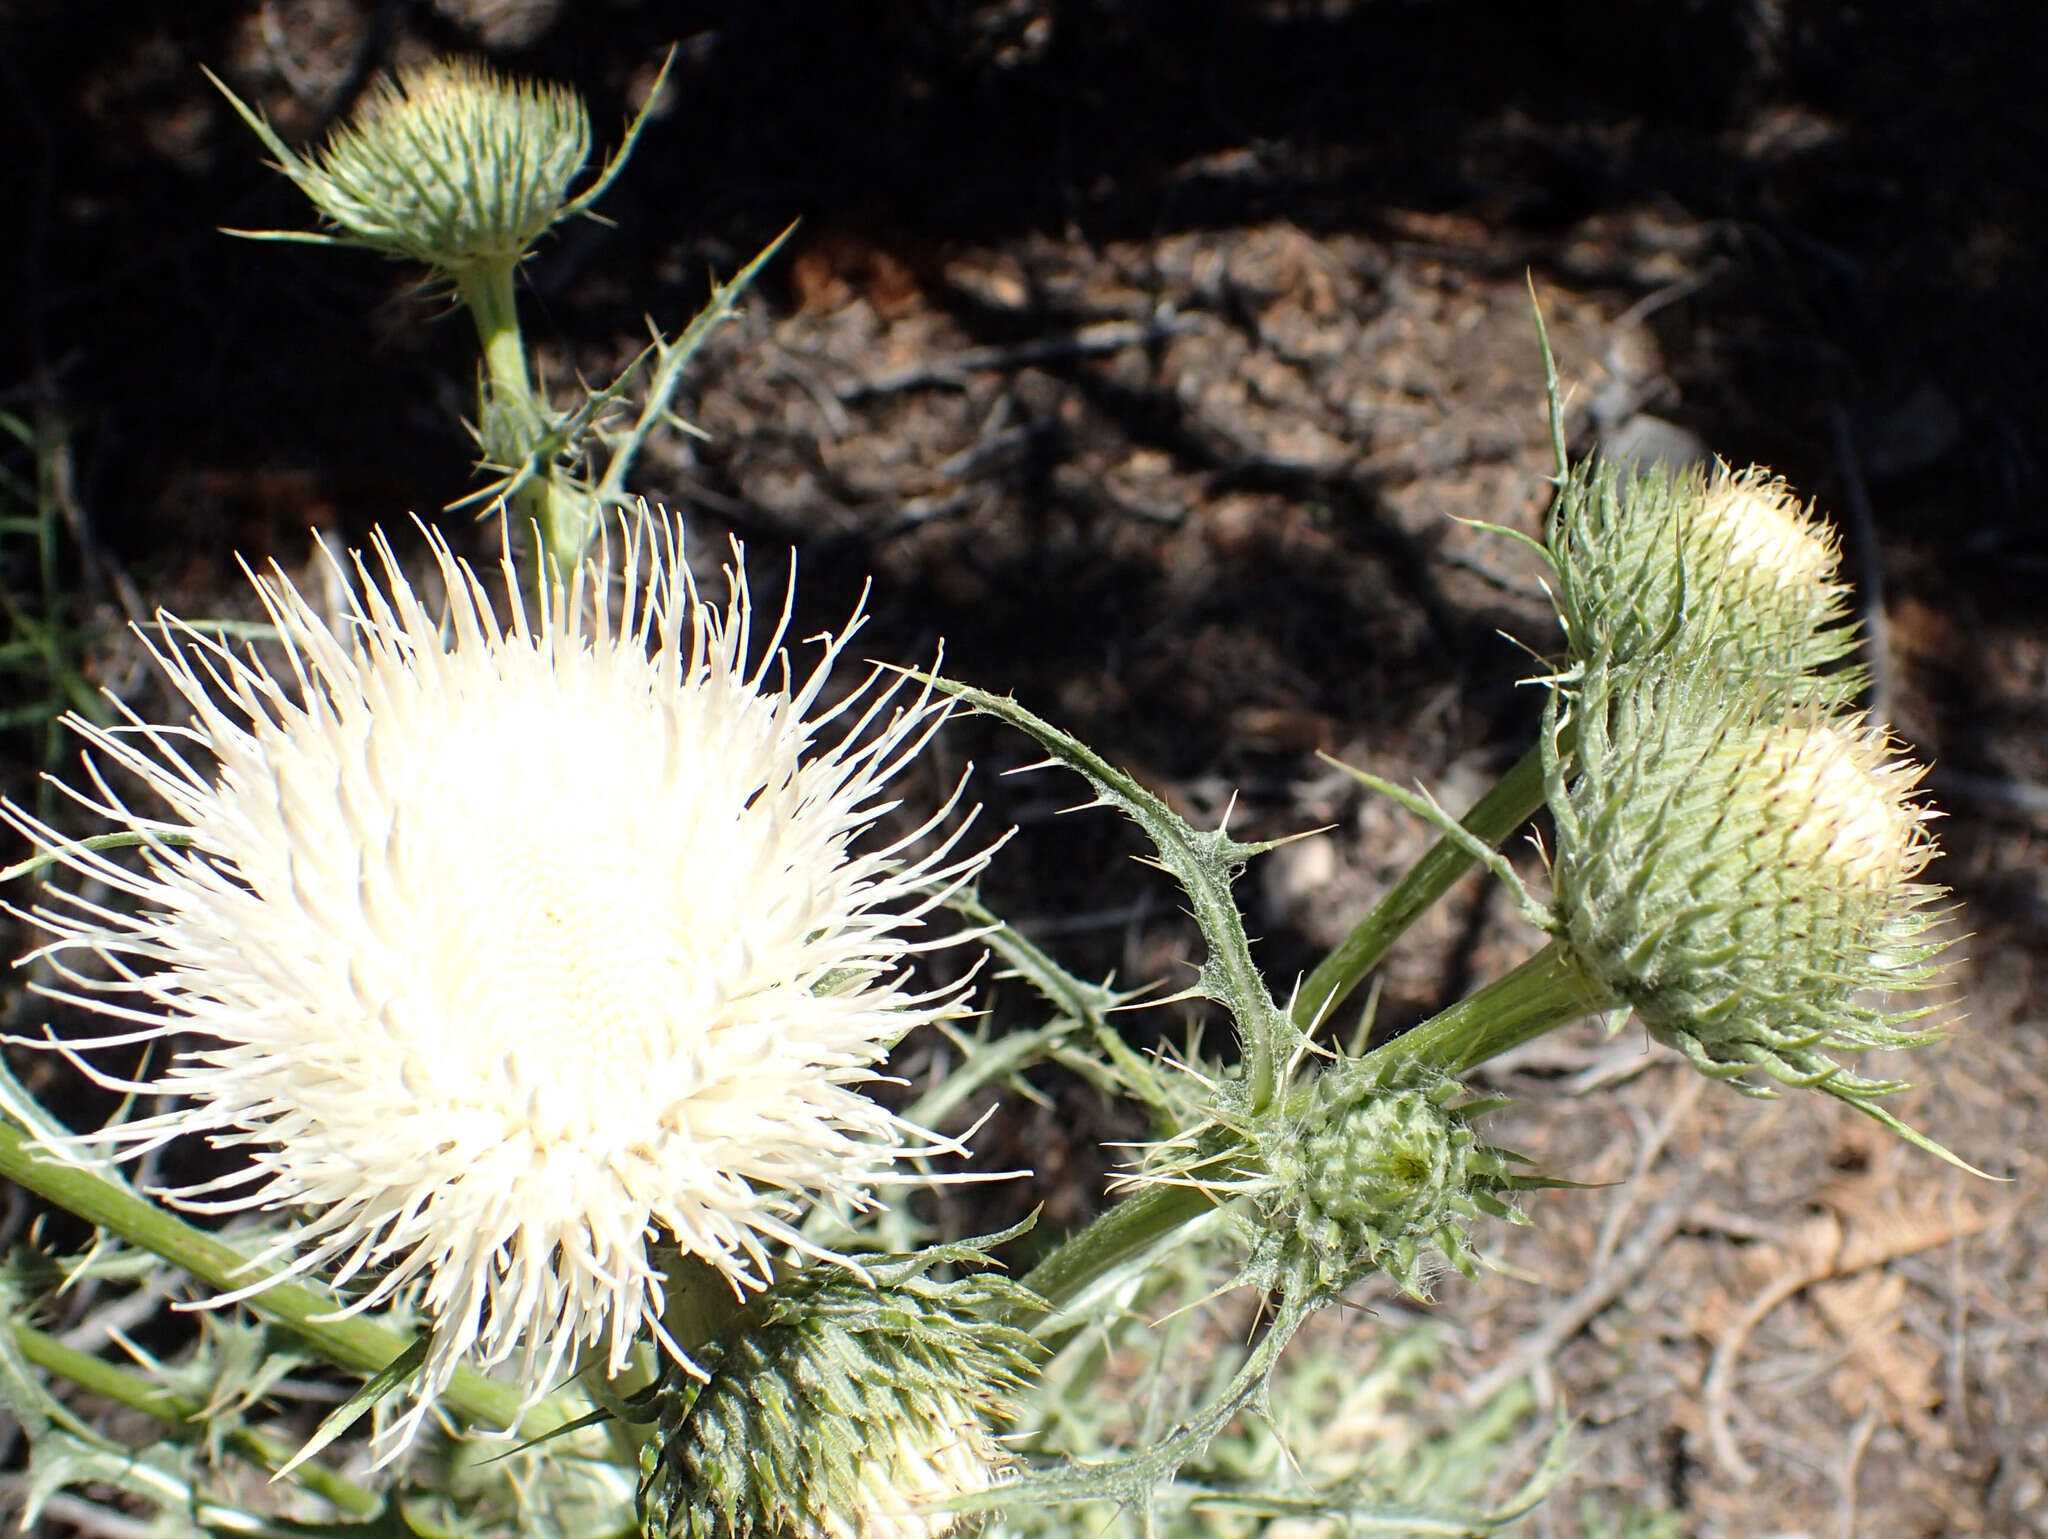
[216,57,595,274]
[1548,663,1949,1108]
[641,1260,1041,1539]
[1547,459,1860,704]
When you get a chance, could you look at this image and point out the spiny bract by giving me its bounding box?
[1259,1063,1528,1297]
[1547,458,1860,703]
[214,56,595,275]
[642,1260,1039,1539]
[1549,661,1949,1109]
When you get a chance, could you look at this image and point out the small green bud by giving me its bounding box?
[1254,1063,1527,1298]
[1550,663,1949,1108]
[213,56,608,278]
[1549,459,1860,703]
[642,1262,1040,1539]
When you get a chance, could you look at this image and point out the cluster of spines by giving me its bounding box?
[1270,1062,1530,1297]
[640,1256,1041,1539]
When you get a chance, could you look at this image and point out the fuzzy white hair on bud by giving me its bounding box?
[1697,465,1842,599]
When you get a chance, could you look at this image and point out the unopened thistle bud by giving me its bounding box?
[1263,1063,1526,1297]
[210,56,631,279]
[642,1262,1039,1539]
[1548,459,1859,703]
[1549,664,1949,1113]
[1140,1062,1531,1300]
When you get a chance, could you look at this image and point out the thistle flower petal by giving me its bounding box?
[4,512,993,1451]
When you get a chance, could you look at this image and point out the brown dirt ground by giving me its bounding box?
[4,3,2045,1536]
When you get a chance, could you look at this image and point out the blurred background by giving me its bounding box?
[3,3,2044,1535]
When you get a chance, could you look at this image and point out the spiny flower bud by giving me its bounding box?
[211,56,627,277]
[1548,459,1859,703]
[1549,663,1949,1111]
[1258,1063,1526,1297]
[642,1261,1040,1539]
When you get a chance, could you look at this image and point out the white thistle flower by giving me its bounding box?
[5,513,993,1451]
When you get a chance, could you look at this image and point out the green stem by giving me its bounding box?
[1017,1181,1219,1320]
[455,260,590,587]
[1293,744,1548,1035]
[1363,939,1606,1078]
[0,1123,541,1435]
[457,259,532,401]
[10,1322,381,1517]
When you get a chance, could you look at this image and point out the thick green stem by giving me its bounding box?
[10,1321,381,1516]
[1017,1181,1219,1321]
[1294,744,1547,1035]
[0,1123,540,1434]
[1364,940,1607,1078]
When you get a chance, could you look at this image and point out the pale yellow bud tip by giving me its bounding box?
[1698,464,1842,597]
[1752,723,1934,890]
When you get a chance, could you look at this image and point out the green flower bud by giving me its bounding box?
[212,56,629,278]
[642,1262,1040,1539]
[1549,663,1949,1108]
[1548,459,1860,704]
[1252,1064,1527,1298]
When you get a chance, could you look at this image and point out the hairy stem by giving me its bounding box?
[1017,1181,1219,1322]
[455,259,592,584]
[457,258,532,401]
[1365,939,1606,1077]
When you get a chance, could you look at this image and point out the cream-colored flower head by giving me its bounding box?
[209,55,656,278]
[5,512,992,1451]
[1548,663,1949,1121]
[1547,458,1860,704]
